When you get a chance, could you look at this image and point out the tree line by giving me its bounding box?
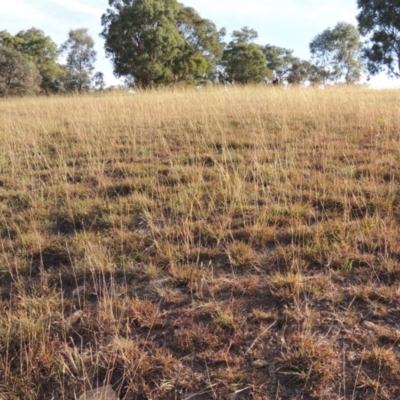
[0,28,103,96]
[1,0,399,96]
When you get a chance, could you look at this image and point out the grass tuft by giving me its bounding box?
[1,86,400,398]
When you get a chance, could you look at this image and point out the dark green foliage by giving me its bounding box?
[231,26,258,44]
[263,45,313,85]
[221,27,269,84]
[101,0,183,88]
[0,28,62,94]
[287,60,314,85]
[92,71,106,91]
[173,6,224,84]
[310,22,363,83]
[61,29,97,92]
[101,0,224,88]
[0,46,41,97]
[357,0,400,78]
[305,64,328,86]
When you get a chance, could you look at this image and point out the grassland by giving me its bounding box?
[1,86,400,399]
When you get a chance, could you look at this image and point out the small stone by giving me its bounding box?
[78,385,118,400]
[150,277,171,287]
[363,321,378,330]
[63,310,83,328]
[252,359,268,368]
[72,286,85,296]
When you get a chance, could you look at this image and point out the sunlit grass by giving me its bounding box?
[1,85,400,399]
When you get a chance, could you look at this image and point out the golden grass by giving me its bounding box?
[1,85,400,399]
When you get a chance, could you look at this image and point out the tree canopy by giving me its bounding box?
[357,0,400,78]
[101,0,224,88]
[0,46,42,97]
[263,45,313,85]
[173,6,224,84]
[3,2,394,94]
[92,71,106,91]
[221,27,269,84]
[0,28,62,93]
[61,29,97,92]
[310,22,363,83]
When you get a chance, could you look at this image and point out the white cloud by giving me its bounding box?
[3,0,38,17]
[2,0,49,27]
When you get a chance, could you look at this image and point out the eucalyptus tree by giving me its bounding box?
[0,46,41,96]
[310,22,363,83]
[0,28,61,93]
[92,71,106,91]
[357,0,400,78]
[221,27,269,84]
[263,45,313,85]
[173,6,224,84]
[61,29,97,92]
[101,0,224,88]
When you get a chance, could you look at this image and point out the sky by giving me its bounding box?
[2,0,400,88]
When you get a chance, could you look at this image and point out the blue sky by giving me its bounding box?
[2,0,399,87]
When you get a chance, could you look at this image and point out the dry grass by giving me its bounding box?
[1,85,400,399]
